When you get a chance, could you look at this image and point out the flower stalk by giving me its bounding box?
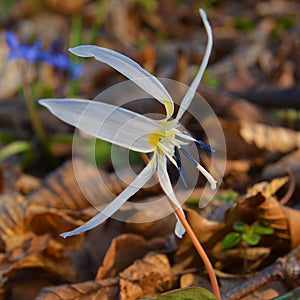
[171,203,221,300]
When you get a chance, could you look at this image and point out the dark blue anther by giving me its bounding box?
[196,140,216,152]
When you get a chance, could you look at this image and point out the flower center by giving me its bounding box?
[147,129,175,148]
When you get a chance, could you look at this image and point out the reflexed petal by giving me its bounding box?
[176,9,213,121]
[39,98,162,153]
[61,157,157,237]
[69,45,174,118]
[157,153,186,238]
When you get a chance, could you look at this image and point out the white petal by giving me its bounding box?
[60,157,157,237]
[196,163,217,190]
[157,153,186,238]
[69,45,174,118]
[39,98,162,153]
[176,9,213,121]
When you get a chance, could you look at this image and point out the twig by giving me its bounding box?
[222,244,300,299]
[233,87,300,109]
[222,260,283,300]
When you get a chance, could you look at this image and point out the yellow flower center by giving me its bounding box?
[147,129,175,148]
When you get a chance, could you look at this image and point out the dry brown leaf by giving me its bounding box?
[0,233,77,289]
[0,193,27,242]
[119,253,173,300]
[240,121,300,152]
[245,176,289,198]
[36,277,119,300]
[26,205,84,250]
[174,207,224,272]
[96,233,166,280]
[14,174,41,195]
[27,159,142,213]
[0,190,83,250]
[176,177,299,274]
[262,150,300,187]
[43,0,88,15]
[225,177,291,243]
[27,159,92,211]
[214,247,271,273]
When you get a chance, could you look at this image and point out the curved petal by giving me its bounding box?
[157,153,186,238]
[69,45,174,118]
[176,9,213,121]
[61,157,157,237]
[39,98,162,153]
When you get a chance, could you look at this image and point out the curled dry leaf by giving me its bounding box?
[27,159,93,211]
[176,176,300,274]
[96,233,166,280]
[0,193,27,243]
[36,277,119,300]
[119,253,174,300]
[0,233,77,296]
[240,121,300,153]
[27,158,155,215]
[26,205,84,250]
[213,247,271,273]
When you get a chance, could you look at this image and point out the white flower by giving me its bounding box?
[39,9,217,239]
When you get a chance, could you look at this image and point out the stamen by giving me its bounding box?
[158,142,178,167]
[180,147,217,190]
[196,140,216,153]
[174,150,188,188]
[181,130,215,152]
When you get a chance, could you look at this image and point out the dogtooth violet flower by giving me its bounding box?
[39,9,217,239]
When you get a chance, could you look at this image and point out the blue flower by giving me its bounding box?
[5,30,41,62]
[40,39,83,78]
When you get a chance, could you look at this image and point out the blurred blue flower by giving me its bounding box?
[5,30,41,62]
[41,39,83,78]
[5,31,83,79]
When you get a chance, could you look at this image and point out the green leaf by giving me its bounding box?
[253,224,275,235]
[0,140,33,163]
[233,221,245,233]
[215,188,239,202]
[221,232,241,249]
[156,287,217,300]
[242,233,260,246]
[233,16,255,33]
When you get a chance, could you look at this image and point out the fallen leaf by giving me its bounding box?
[0,233,77,291]
[96,233,166,280]
[176,177,299,274]
[240,121,300,153]
[36,277,119,300]
[119,253,173,300]
[27,159,92,211]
